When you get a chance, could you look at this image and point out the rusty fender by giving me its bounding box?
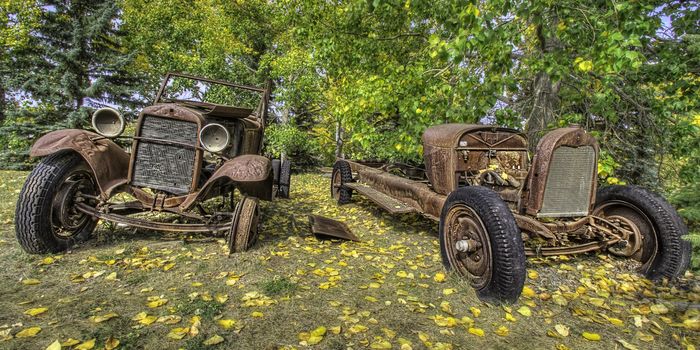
[30,129,129,198]
[181,154,273,209]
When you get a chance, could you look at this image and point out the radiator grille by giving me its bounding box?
[131,116,198,194]
[538,146,596,217]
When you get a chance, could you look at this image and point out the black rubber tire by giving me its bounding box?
[227,196,260,253]
[15,152,98,254]
[278,160,291,199]
[331,160,353,205]
[439,186,526,303]
[594,185,690,280]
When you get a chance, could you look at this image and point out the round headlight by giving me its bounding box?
[199,123,230,153]
[92,107,125,138]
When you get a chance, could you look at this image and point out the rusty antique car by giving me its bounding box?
[15,73,292,254]
[331,124,690,302]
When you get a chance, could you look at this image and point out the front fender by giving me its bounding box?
[31,129,130,198]
[181,155,273,209]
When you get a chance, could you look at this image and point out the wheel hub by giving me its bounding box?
[51,173,94,236]
[445,204,492,290]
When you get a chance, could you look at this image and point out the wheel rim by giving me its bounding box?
[331,170,342,200]
[50,169,96,239]
[593,200,657,270]
[231,197,260,252]
[443,203,492,290]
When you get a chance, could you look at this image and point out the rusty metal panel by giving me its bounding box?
[538,146,596,217]
[308,215,359,241]
[30,129,130,198]
[180,154,272,209]
[523,127,599,216]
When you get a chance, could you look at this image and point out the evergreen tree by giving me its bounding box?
[0,0,142,169]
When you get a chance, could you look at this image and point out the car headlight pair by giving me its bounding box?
[91,107,229,153]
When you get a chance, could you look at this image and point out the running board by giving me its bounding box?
[344,182,416,214]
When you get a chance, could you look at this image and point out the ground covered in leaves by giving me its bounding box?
[0,171,698,350]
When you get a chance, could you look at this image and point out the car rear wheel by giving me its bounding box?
[277,159,291,199]
[593,185,690,280]
[439,186,526,303]
[227,196,260,253]
[15,152,98,253]
[331,160,353,204]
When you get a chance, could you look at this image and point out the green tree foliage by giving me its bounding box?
[121,0,276,97]
[0,0,141,169]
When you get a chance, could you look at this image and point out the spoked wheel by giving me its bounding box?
[15,152,98,253]
[227,196,260,253]
[593,185,690,280]
[439,186,526,303]
[330,160,353,204]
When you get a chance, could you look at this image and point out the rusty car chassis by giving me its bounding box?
[331,124,690,302]
[16,73,291,254]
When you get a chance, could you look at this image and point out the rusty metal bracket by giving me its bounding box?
[75,202,230,233]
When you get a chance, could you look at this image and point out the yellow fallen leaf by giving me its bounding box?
[582,332,601,341]
[442,288,456,295]
[554,324,570,337]
[251,311,264,317]
[167,327,190,340]
[157,315,181,324]
[24,307,48,316]
[163,262,176,271]
[608,317,624,326]
[146,298,168,308]
[517,306,532,317]
[41,257,55,265]
[468,327,484,337]
[616,339,640,350]
[0,328,12,341]
[505,313,516,322]
[104,272,117,281]
[495,326,509,336]
[215,293,228,304]
[46,340,61,350]
[62,338,81,346]
[683,318,700,331]
[650,304,669,315]
[528,270,539,279]
[217,319,237,329]
[203,334,224,345]
[15,326,41,338]
[469,306,481,317]
[75,339,96,350]
[90,312,119,323]
[104,336,120,350]
[298,326,326,345]
[552,294,568,306]
[434,272,446,283]
[522,286,536,298]
[22,278,41,285]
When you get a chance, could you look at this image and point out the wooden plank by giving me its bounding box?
[345,182,416,214]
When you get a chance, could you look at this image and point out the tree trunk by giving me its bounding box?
[0,83,6,124]
[335,121,344,159]
[522,22,562,151]
[523,71,560,150]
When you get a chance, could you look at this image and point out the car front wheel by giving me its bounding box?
[15,152,98,253]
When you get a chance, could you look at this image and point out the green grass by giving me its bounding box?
[0,170,698,349]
